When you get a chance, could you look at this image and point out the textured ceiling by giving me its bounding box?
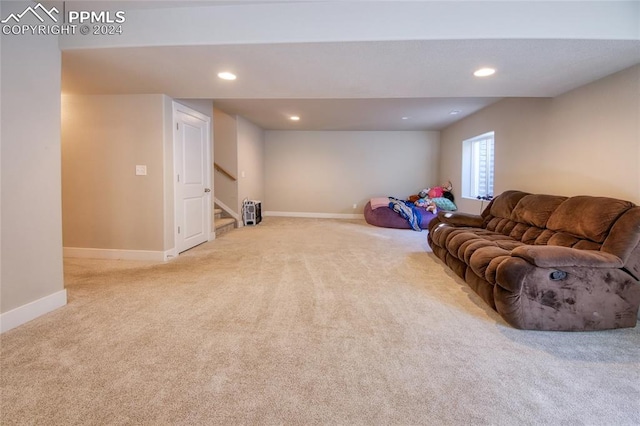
[60,3,640,130]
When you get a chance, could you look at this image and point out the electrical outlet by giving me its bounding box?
[353,203,357,209]
[135,165,147,176]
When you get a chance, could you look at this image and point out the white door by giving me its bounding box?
[174,103,211,253]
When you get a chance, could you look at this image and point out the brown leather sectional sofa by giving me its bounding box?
[428,190,640,331]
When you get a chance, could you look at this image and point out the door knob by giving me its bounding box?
[204,188,211,193]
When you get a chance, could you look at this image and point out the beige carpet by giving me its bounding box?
[1,217,639,425]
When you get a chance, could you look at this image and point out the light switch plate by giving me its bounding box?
[135,165,147,176]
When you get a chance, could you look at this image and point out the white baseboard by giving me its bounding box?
[163,248,178,261]
[64,247,168,262]
[1,290,67,333]
[264,211,365,220]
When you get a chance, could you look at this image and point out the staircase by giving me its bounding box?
[214,207,237,237]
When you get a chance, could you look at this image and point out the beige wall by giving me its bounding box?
[213,108,239,214]
[265,131,440,214]
[544,65,639,201]
[1,6,65,312]
[62,94,166,251]
[439,98,552,213]
[440,65,640,214]
[237,116,265,212]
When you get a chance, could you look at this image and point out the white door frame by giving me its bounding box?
[173,102,212,254]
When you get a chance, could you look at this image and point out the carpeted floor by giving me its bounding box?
[1,217,639,425]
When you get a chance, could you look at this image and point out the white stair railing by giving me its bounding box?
[214,197,242,225]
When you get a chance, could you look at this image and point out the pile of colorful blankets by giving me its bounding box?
[388,197,422,231]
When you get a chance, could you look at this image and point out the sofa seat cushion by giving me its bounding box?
[446,231,490,257]
[441,226,522,257]
[469,246,512,283]
[429,222,468,247]
[431,221,528,285]
[485,255,511,284]
[433,226,513,255]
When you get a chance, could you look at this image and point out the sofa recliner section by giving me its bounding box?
[427,190,640,331]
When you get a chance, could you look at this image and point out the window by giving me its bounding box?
[462,131,494,199]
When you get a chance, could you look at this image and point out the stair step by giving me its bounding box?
[214,217,236,237]
[214,208,223,219]
[215,217,235,229]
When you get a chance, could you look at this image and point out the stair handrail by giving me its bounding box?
[214,162,237,181]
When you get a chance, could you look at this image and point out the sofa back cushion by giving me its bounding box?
[510,194,567,228]
[484,191,546,244]
[547,196,634,243]
[482,191,636,251]
[486,190,529,219]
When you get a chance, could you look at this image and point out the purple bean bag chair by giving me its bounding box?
[364,201,437,230]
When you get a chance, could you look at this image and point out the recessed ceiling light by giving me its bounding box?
[401,116,409,120]
[217,72,237,80]
[449,110,461,115]
[290,116,300,121]
[474,68,496,77]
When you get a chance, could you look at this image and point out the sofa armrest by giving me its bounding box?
[438,211,484,228]
[511,245,623,268]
